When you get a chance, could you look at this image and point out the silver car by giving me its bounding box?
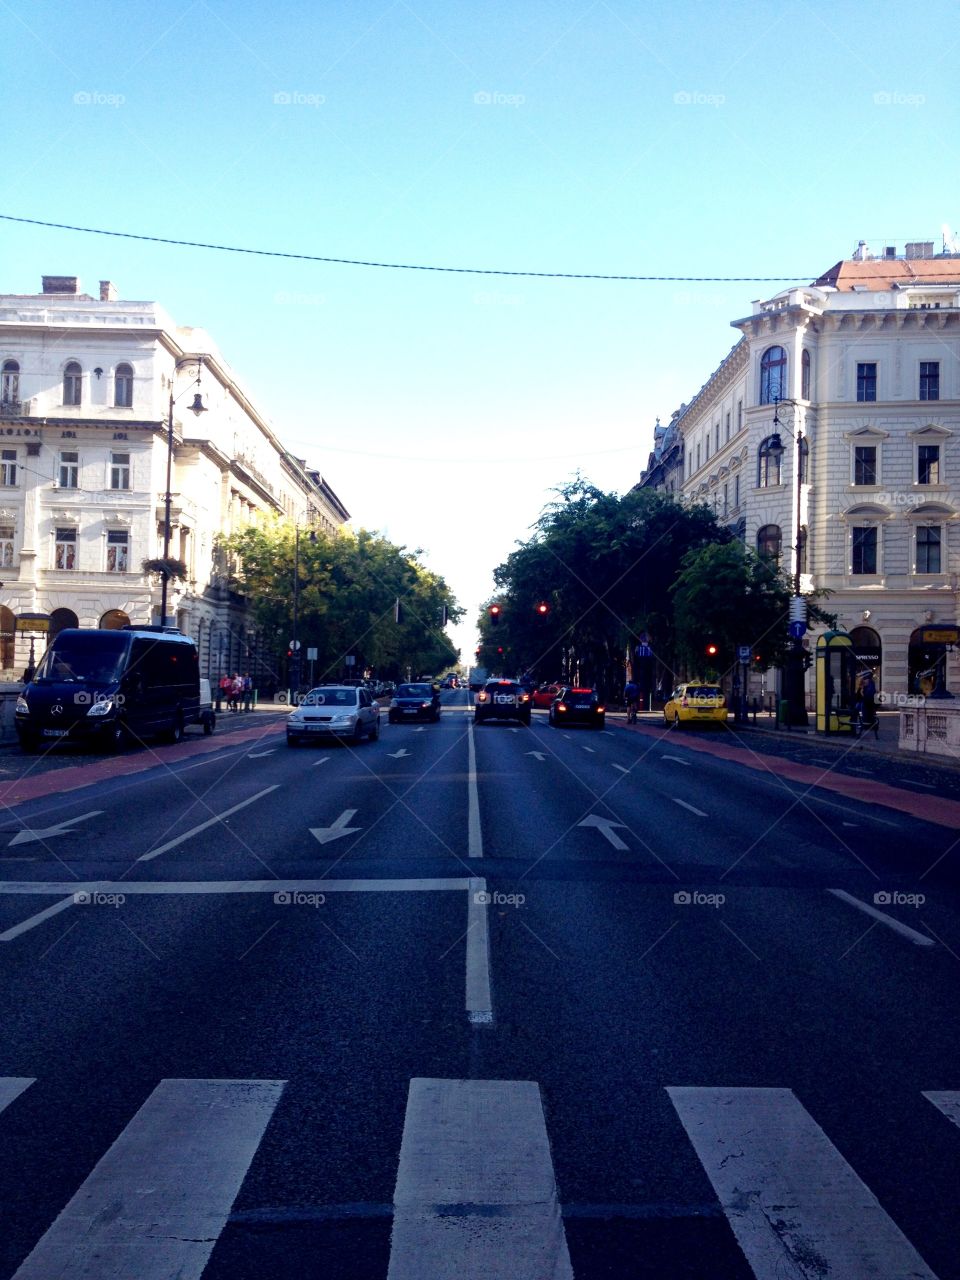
[286,685,380,746]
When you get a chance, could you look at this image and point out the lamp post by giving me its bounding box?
[767,397,809,727]
[161,358,207,627]
[290,523,317,696]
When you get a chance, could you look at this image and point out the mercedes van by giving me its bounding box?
[16,626,201,752]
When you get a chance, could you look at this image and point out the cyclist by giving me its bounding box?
[624,678,639,724]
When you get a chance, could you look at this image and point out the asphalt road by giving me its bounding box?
[0,689,958,1278]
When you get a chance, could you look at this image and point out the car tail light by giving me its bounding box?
[596,705,605,714]
[519,693,530,703]
[557,702,567,712]
[478,693,488,703]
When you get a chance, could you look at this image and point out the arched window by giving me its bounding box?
[759,346,787,404]
[798,435,809,485]
[757,435,783,487]
[801,349,811,400]
[49,607,79,640]
[114,362,134,408]
[1,360,20,406]
[99,608,130,630]
[63,361,82,406]
[757,524,782,565]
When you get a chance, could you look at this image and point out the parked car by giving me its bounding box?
[663,683,728,728]
[547,686,605,729]
[389,682,441,723]
[16,626,201,753]
[474,680,531,725]
[532,682,562,710]
[286,685,380,745]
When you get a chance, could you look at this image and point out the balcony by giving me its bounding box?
[0,399,23,419]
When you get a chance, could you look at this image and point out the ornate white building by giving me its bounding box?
[0,275,349,686]
[661,241,960,700]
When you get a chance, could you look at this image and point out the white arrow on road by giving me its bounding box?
[578,814,629,851]
[10,811,103,847]
[310,810,361,845]
[526,751,547,761]
[388,748,411,759]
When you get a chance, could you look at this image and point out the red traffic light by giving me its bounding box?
[705,642,718,657]
[489,604,501,626]
[496,646,504,654]
[536,601,550,615]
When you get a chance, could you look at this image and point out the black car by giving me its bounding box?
[389,682,441,723]
[474,680,531,725]
[548,685,606,729]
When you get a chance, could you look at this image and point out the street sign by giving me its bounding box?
[920,626,959,645]
[288,639,301,651]
[16,612,50,632]
[789,620,807,639]
[306,646,318,660]
[344,655,356,667]
[737,645,751,662]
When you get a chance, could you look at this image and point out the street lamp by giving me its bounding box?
[766,397,808,726]
[161,358,207,627]
[290,523,317,695]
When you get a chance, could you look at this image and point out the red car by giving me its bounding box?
[532,683,562,710]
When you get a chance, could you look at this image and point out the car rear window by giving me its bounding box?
[398,684,432,697]
[487,682,520,693]
[687,686,722,698]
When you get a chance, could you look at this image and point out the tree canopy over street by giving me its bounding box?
[226,520,461,683]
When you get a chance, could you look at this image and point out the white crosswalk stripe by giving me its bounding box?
[12,1078,285,1280]
[923,1090,960,1131]
[0,1077,34,1113]
[388,1078,573,1279]
[668,1086,939,1280]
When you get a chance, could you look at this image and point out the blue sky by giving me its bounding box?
[2,0,957,661]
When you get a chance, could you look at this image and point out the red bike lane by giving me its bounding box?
[0,715,287,809]
[625,721,960,830]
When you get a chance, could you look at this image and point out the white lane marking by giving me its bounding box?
[0,891,100,943]
[9,811,103,847]
[310,757,330,767]
[905,780,937,789]
[848,767,874,775]
[581,746,595,753]
[137,786,280,862]
[661,755,691,766]
[826,888,935,948]
[672,798,708,817]
[578,814,629,851]
[842,822,859,828]
[798,793,900,827]
[923,1091,960,1130]
[0,878,472,897]
[389,1078,573,1280]
[668,1086,938,1280]
[12,1079,285,1280]
[601,730,614,736]
[467,718,483,859]
[247,750,275,758]
[414,727,427,733]
[612,763,630,774]
[388,748,411,759]
[310,809,361,845]
[526,751,547,761]
[466,876,492,1025]
[0,1078,34,1111]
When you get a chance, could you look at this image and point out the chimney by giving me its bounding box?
[99,280,118,302]
[42,275,80,294]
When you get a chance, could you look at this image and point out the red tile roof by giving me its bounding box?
[814,258,960,290]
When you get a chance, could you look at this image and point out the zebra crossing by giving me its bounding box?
[0,1075,955,1279]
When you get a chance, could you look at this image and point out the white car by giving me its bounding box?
[286,685,380,746]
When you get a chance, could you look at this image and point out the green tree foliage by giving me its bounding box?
[483,477,725,694]
[226,518,461,681]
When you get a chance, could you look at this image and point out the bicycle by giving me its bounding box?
[626,698,639,725]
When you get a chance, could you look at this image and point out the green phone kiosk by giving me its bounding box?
[815,630,858,735]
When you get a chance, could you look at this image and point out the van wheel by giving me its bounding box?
[106,722,127,752]
[167,716,184,745]
[203,714,215,736]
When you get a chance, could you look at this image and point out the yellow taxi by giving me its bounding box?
[663,683,728,728]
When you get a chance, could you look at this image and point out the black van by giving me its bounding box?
[16,626,201,752]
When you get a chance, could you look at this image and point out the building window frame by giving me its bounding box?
[63,361,82,406]
[853,443,878,487]
[757,435,783,488]
[0,449,17,487]
[851,524,879,575]
[856,361,877,403]
[919,361,940,402]
[737,399,743,431]
[106,528,130,573]
[917,443,941,485]
[109,451,131,491]
[58,449,80,489]
[759,346,787,405]
[801,349,811,400]
[0,524,14,568]
[915,524,942,575]
[114,363,134,408]
[757,523,782,566]
[55,526,78,571]
[1,359,20,406]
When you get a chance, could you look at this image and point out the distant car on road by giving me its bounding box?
[474,680,531,725]
[531,682,562,710]
[389,682,441,723]
[286,685,380,746]
[547,686,605,729]
[663,683,728,728]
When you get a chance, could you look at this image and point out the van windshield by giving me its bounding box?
[34,633,129,685]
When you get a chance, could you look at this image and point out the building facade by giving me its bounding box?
[0,275,349,686]
[656,241,960,702]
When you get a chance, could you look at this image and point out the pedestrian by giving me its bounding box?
[230,673,243,712]
[219,672,232,712]
[860,670,878,739]
[242,672,253,711]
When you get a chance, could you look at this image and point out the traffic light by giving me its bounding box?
[489,604,501,626]
[536,601,550,616]
[705,641,719,658]
[496,646,504,655]
[441,605,449,627]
